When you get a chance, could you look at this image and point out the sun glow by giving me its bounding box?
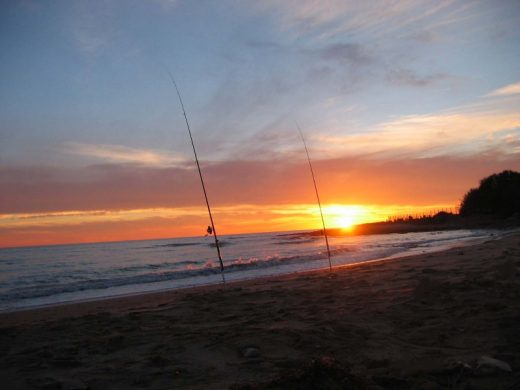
[325,205,368,230]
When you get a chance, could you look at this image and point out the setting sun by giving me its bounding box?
[325,205,369,230]
[337,213,355,229]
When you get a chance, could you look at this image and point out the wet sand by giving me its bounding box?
[1,232,519,389]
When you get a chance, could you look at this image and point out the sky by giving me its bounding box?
[1,0,519,248]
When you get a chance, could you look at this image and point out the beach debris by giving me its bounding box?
[476,356,512,375]
[429,359,473,388]
[437,356,512,379]
[242,347,261,358]
[442,358,473,372]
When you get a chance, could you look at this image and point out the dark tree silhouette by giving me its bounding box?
[459,170,520,217]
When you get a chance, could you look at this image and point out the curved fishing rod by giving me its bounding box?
[169,74,226,283]
[296,123,332,271]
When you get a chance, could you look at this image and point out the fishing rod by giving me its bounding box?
[296,123,332,271]
[169,73,226,283]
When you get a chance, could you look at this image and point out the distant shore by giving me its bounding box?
[1,231,519,389]
[305,214,520,237]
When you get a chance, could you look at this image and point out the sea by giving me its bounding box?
[0,229,505,312]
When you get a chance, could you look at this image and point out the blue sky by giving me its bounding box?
[2,0,519,166]
[1,0,520,246]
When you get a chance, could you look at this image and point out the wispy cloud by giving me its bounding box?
[253,0,474,40]
[69,0,179,57]
[487,82,520,97]
[0,207,201,228]
[73,24,108,56]
[64,142,187,167]
[315,105,520,158]
[70,2,114,57]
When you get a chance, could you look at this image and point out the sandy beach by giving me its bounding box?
[1,232,519,389]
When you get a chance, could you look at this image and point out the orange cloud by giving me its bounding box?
[1,153,519,216]
[0,203,456,248]
[315,108,520,158]
[65,142,187,167]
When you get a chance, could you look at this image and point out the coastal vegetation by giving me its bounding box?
[459,170,520,217]
[310,170,520,237]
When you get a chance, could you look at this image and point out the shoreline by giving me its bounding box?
[1,232,519,389]
[0,228,505,317]
[311,219,520,237]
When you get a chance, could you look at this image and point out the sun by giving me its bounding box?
[337,213,355,229]
[325,205,366,230]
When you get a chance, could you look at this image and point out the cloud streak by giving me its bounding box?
[314,100,520,159]
[70,2,114,57]
[253,0,474,40]
[64,142,188,167]
[487,82,520,97]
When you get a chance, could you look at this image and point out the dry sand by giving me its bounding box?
[1,232,519,389]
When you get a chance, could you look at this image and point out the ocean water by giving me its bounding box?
[0,229,502,312]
